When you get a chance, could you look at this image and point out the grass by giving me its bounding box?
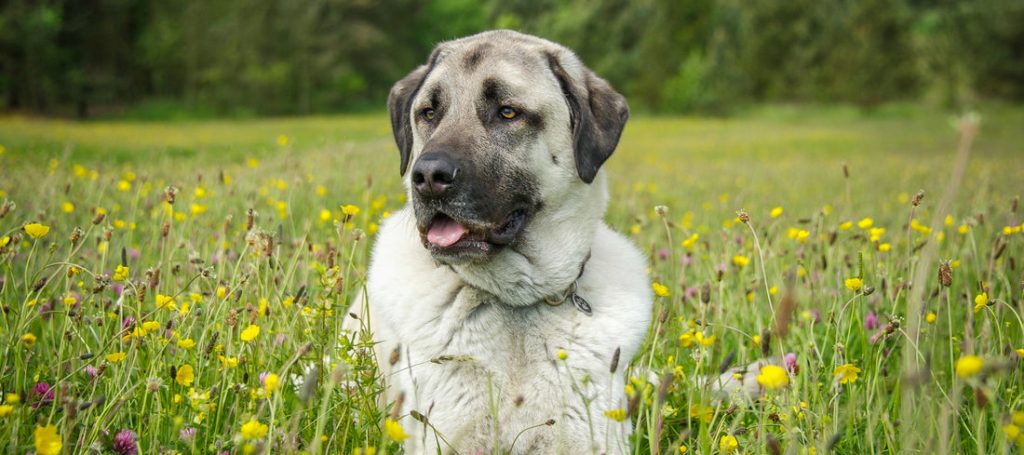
[0,105,1022,454]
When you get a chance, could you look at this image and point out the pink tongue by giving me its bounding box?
[427,218,469,247]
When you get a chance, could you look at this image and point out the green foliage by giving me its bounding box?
[0,108,1023,453]
[0,0,1021,116]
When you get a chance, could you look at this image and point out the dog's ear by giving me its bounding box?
[388,53,438,176]
[546,53,630,184]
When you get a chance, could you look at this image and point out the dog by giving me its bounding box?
[347,30,773,454]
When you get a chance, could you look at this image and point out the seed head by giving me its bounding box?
[737,210,750,224]
[911,190,924,207]
[938,261,953,287]
[654,205,668,217]
[164,186,178,204]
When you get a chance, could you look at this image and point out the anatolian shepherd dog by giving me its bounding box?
[347,30,772,454]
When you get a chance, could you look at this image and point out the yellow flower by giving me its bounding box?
[756,364,789,390]
[240,324,261,342]
[878,242,891,252]
[603,408,628,422]
[833,363,861,385]
[0,404,12,417]
[277,134,289,146]
[652,282,670,297]
[679,331,695,348]
[6,393,20,404]
[696,332,715,347]
[839,221,853,230]
[22,332,37,346]
[770,206,783,218]
[868,227,886,241]
[1016,348,1024,358]
[240,419,269,439]
[557,349,568,361]
[319,209,332,221]
[35,425,63,455]
[857,218,874,229]
[190,203,207,216]
[732,255,750,267]
[112,264,129,282]
[678,445,688,454]
[955,355,983,379]
[61,202,75,213]
[0,235,9,248]
[719,435,739,453]
[105,352,127,363]
[156,294,176,310]
[176,364,195,386]
[925,312,937,324]
[24,223,50,239]
[384,418,409,442]
[844,277,863,291]
[341,204,361,216]
[958,224,970,235]
[973,292,988,313]
[264,373,280,393]
[681,233,699,249]
[141,321,161,333]
[62,295,77,306]
[177,338,196,350]
[219,355,239,368]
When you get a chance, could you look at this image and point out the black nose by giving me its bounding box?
[411,153,458,198]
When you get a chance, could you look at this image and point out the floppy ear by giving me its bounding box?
[388,54,437,176]
[546,53,630,184]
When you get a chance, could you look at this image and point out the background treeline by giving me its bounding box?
[1,0,1022,118]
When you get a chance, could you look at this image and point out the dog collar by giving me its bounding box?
[543,252,592,316]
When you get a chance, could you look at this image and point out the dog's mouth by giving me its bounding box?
[421,209,528,259]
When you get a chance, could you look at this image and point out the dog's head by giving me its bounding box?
[388,30,629,264]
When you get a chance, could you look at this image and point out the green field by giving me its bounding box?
[0,106,1022,454]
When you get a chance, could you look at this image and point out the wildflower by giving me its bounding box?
[1016,348,1024,358]
[719,435,739,453]
[341,204,361,216]
[5,393,19,404]
[106,352,127,363]
[696,332,715,347]
[604,408,628,422]
[384,418,409,442]
[112,430,138,455]
[839,221,853,230]
[22,332,37,346]
[240,419,269,439]
[176,364,195,386]
[973,292,988,313]
[179,427,196,442]
[240,324,261,342]
[864,311,879,330]
[958,224,970,235]
[833,363,861,385]
[63,295,78,306]
[955,355,984,379]
[262,373,280,393]
[681,233,699,249]
[679,331,695,348]
[24,223,50,239]
[277,134,289,146]
[156,294,176,310]
[732,255,750,267]
[652,282,670,297]
[926,312,937,324]
[113,264,129,282]
[844,278,863,291]
[756,364,789,390]
[557,349,568,360]
[878,242,891,252]
[770,206,783,218]
[32,383,54,408]
[857,218,873,229]
[141,321,161,332]
[61,201,75,213]
[34,424,62,455]
[0,404,12,417]
[177,338,196,350]
[679,445,688,454]
[319,209,332,221]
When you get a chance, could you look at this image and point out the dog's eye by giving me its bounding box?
[422,108,436,121]
[498,106,518,120]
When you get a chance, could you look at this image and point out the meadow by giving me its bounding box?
[0,105,1022,454]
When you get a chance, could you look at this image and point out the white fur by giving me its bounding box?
[354,202,651,454]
